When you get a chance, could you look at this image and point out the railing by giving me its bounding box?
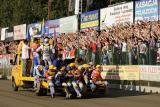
[78,44,160,65]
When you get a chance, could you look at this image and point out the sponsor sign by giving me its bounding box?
[135,0,159,21]
[102,65,140,80]
[140,65,160,82]
[45,19,60,37]
[28,23,42,38]
[100,2,133,29]
[81,10,99,30]
[60,15,78,33]
[1,27,9,41]
[14,24,26,40]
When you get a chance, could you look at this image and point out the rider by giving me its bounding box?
[82,64,91,85]
[55,66,72,98]
[45,65,57,98]
[33,65,45,93]
[91,65,109,94]
[36,37,55,66]
[69,63,84,98]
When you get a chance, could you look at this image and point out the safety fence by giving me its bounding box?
[64,45,160,65]
[101,65,160,93]
[102,65,160,81]
[0,54,14,79]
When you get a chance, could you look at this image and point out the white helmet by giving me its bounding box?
[44,38,49,43]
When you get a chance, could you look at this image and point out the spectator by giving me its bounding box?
[139,40,147,65]
[22,40,30,76]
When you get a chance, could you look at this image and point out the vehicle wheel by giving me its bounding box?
[104,87,109,96]
[35,88,43,96]
[12,80,19,91]
[42,88,47,96]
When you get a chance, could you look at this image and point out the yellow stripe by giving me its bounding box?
[20,77,34,81]
[81,21,98,29]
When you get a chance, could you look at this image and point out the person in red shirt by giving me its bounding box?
[91,65,109,94]
[90,41,97,65]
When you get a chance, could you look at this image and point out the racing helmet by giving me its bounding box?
[83,64,89,68]
[69,63,76,67]
[49,65,56,70]
[38,65,44,71]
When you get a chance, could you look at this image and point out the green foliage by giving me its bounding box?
[0,0,131,28]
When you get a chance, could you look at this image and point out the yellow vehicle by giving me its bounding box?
[11,53,51,96]
[11,54,35,91]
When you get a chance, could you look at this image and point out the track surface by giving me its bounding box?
[0,80,160,107]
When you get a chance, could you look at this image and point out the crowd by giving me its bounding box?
[57,21,160,65]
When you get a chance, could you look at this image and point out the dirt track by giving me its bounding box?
[0,80,160,107]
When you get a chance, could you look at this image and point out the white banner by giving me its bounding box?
[100,2,133,29]
[140,65,160,82]
[14,24,26,40]
[1,27,8,41]
[60,15,78,33]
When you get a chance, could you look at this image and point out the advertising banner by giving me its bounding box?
[60,15,78,33]
[140,65,160,82]
[81,10,99,30]
[45,19,60,38]
[14,24,26,40]
[28,23,42,38]
[100,2,133,29]
[1,27,9,41]
[135,0,159,21]
[5,32,14,42]
[102,65,140,80]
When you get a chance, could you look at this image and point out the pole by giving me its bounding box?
[77,0,83,58]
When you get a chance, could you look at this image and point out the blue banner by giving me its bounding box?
[27,23,42,38]
[135,0,159,21]
[45,19,60,38]
[80,10,99,30]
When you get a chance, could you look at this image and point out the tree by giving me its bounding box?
[0,0,132,28]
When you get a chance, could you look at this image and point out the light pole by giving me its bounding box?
[76,0,83,58]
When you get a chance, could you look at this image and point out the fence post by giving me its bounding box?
[149,46,151,65]
[112,45,114,65]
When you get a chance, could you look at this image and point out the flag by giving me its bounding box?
[54,28,56,40]
[41,18,45,38]
[27,28,30,41]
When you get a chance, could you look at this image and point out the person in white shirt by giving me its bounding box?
[36,37,55,66]
[22,40,30,76]
[139,41,147,65]
[122,39,127,65]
